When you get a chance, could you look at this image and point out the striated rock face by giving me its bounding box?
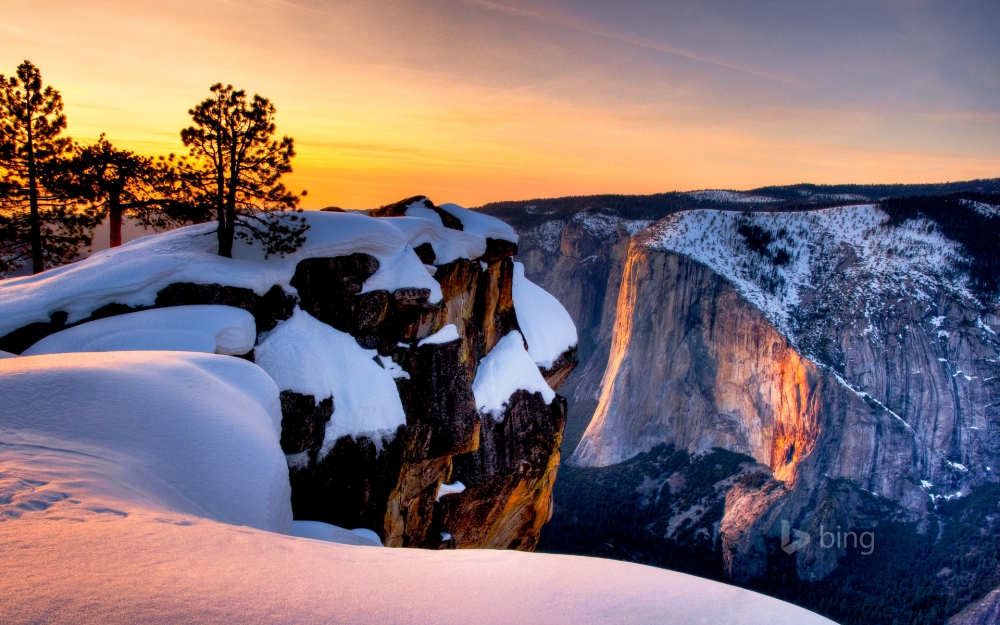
[562,205,1000,584]
[504,200,1000,599]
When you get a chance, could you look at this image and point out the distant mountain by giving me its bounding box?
[486,180,1000,625]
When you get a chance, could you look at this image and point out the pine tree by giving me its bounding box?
[178,83,307,258]
[60,135,204,247]
[0,60,98,275]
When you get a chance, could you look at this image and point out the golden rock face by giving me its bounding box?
[286,252,574,551]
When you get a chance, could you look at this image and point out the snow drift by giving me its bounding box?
[22,305,256,356]
[0,351,291,532]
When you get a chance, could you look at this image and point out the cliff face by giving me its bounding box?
[286,251,570,549]
[567,205,1000,582]
[0,200,576,552]
[508,200,1000,593]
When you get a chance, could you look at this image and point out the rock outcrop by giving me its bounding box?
[0,201,576,552]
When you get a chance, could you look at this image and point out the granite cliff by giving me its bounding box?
[485,187,1000,623]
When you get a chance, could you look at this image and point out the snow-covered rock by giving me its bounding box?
[0,211,441,339]
[512,262,577,369]
[0,351,291,532]
[384,216,487,264]
[21,305,256,356]
[436,481,466,500]
[439,202,519,243]
[254,308,406,452]
[472,331,555,419]
[417,323,461,346]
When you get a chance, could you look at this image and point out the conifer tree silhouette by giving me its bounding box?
[179,83,307,258]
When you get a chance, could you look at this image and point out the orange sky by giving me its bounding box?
[3,0,998,209]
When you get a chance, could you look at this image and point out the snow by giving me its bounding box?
[441,532,453,540]
[647,205,972,340]
[254,308,406,452]
[512,262,577,368]
[961,198,1000,218]
[22,305,256,357]
[0,351,290,532]
[0,211,441,340]
[0,498,835,624]
[436,481,466,500]
[404,200,445,226]
[573,211,651,239]
[439,202,518,243]
[0,350,18,359]
[472,331,555,419]
[0,350,833,625]
[289,520,383,547]
[931,316,947,327]
[385,216,487,264]
[378,355,410,379]
[417,323,461,346]
[688,190,780,203]
[524,220,566,253]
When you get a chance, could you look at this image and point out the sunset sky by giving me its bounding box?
[3,0,999,209]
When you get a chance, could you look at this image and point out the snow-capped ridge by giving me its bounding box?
[645,204,972,341]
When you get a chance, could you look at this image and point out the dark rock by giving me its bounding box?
[0,311,69,354]
[290,254,380,332]
[395,336,480,460]
[155,282,296,333]
[279,391,333,454]
[370,196,464,231]
[444,392,567,550]
[289,429,405,537]
[413,242,436,265]
[479,237,518,262]
[540,346,577,392]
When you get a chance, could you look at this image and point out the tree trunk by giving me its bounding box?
[216,172,231,258]
[109,194,123,248]
[26,117,43,273]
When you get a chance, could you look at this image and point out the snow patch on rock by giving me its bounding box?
[384,216,487,264]
[647,205,972,340]
[254,308,406,452]
[472,331,555,419]
[512,262,577,369]
[439,202,518,243]
[688,190,780,204]
[436,481,466,500]
[418,324,461,346]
